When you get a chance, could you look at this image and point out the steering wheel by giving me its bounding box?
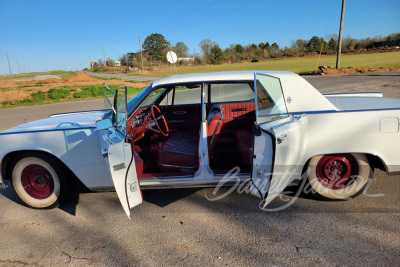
[148,105,169,136]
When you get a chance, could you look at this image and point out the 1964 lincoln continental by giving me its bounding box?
[0,71,399,217]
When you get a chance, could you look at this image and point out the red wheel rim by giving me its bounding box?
[316,154,359,190]
[21,164,54,199]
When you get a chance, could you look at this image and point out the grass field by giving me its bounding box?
[147,51,400,77]
[0,84,144,108]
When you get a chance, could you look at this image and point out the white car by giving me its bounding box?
[0,71,399,217]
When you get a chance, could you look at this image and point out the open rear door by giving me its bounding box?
[97,86,142,218]
[251,73,308,208]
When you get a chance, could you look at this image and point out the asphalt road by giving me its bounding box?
[0,72,399,266]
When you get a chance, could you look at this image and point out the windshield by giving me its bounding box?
[115,87,127,129]
[127,83,153,116]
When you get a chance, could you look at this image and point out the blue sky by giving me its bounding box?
[0,0,399,74]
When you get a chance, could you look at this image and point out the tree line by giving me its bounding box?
[93,32,400,69]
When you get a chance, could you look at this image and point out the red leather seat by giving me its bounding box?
[235,128,253,166]
[157,137,198,172]
[157,105,224,172]
[207,104,224,157]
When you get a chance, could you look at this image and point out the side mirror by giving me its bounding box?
[96,119,112,131]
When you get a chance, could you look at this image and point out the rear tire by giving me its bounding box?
[307,153,372,200]
[11,153,70,208]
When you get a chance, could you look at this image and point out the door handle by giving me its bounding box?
[101,148,108,158]
[232,108,246,112]
[277,134,287,144]
[172,111,187,115]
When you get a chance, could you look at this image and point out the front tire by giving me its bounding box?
[11,153,70,208]
[307,153,372,200]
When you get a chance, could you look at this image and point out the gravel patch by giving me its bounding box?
[32,75,61,81]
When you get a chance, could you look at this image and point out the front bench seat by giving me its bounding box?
[157,104,224,172]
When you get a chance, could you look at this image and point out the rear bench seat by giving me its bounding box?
[235,128,252,166]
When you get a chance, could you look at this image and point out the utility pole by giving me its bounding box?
[138,34,145,74]
[6,52,12,75]
[17,60,21,74]
[101,41,106,66]
[336,0,346,69]
[23,64,26,73]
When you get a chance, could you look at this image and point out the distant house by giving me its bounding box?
[115,61,121,67]
[178,57,194,61]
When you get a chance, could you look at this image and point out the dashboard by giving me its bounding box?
[131,109,150,129]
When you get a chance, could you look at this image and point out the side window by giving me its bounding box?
[173,84,202,105]
[210,83,254,103]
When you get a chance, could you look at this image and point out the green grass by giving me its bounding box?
[31,91,46,101]
[145,51,400,77]
[17,84,45,88]
[48,88,70,100]
[1,84,147,108]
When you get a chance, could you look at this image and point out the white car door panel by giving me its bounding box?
[97,86,143,218]
[251,73,308,207]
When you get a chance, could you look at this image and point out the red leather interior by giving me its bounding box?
[157,104,224,172]
[220,102,255,118]
[157,132,198,172]
[235,128,253,166]
[160,104,201,131]
[216,102,255,130]
[207,104,224,157]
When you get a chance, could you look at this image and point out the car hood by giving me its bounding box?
[1,112,105,134]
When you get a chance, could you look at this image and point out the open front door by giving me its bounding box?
[97,86,142,218]
[250,73,308,208]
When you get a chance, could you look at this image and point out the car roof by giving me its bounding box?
[152,70,295,87]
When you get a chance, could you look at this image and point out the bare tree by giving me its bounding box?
[106,58,115,67]
[97,59,105,66]
[118,54,129,66]
[199,39,217,63]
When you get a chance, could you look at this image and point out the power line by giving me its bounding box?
[141,0,229,37]
[104,0,228,43]
[155,0,261,36]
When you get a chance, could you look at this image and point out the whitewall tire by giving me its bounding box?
[307,153,372,200]
[11,153,69,208]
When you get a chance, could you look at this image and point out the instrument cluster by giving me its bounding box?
[131,110,150,129]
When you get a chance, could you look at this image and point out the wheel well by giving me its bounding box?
[365,154,387,172]
[303,153,387,174]
[2,150,79,184]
